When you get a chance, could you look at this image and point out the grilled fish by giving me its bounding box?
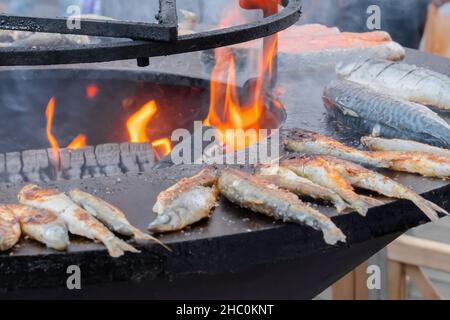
[323,80,450,148]
[284,129,392,168]
[256,164,349,213]
[153,168,218,214]
[149,168,219,233]
[8,205,69,251]
[68,189,169,250]
[0,206,21,251]
[337,58,450,111]
[18,185,138,258]
[218,168,346,245]
[324,157,447,221]
[362,136,450,159]
[281,156,370,216]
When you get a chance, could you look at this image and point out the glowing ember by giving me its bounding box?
[86,84,99,99]
[126,100,172,159]
[67,134,87,150]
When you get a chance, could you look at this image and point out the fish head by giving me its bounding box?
[43,224,69,250]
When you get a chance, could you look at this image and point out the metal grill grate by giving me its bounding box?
[0,0,178,41]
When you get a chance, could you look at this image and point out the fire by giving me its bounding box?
[45,97,61,167]
[126,100,172,159]
[67,134,87,150]
[45,97,88,170]
[203,0,282,151]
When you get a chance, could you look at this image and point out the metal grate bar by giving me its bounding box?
[0,0,178,42]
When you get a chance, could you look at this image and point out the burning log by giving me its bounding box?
[0,142,156,184]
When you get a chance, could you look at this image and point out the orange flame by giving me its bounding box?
[126,100,172,159]
[67,134,87,150]
[126,100,158,143]
[203,1,282,152]
[45,97,61,167]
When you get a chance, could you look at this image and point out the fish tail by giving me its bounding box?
[132,227,172,252]
[410,197,440,222]
[426,200,449,216]
[104,237,139,258]
[361,195,384,207]
[323,225,347,245]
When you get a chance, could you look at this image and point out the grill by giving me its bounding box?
[0,0,302,66]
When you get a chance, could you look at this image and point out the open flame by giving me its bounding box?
[44,1,283,169]
[203,2,282,151]
[126,100,172,160]
[45,97,88,168]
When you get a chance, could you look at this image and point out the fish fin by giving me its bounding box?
[104,237,139,258]
[426,200,449,216]
[411,198,440,222]
[132,227,172,252]
[323,227,347,245]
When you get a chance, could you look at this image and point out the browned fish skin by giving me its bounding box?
[284,129,392,168]
[8,204,69,251]
[256,164,349,213]
[281,156,369,216]
[218,168,346,245]
[18,184,138,258]
[323,156,447,221]
[153,168,218,214]
[0,205,21,251]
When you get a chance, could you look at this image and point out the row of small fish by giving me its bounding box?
[284,129,450,178]
[325,59,450,149]
[0,186,166,257]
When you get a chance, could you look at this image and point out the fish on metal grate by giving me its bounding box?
[218,168,346,245]
[322,80,450,148]
[337,58,450,111]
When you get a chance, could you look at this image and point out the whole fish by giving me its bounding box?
[68,189,169,250]
[8,205,69,251]
[281,156,370,216]
[218,168,346,245]
[324,157,448,221]
[256,164,349,213]
[323,79,450,148]
[0,206,21,251]
[284,129,392,168]
[18,184,138,258]
[337,58,450,111]
[149,168,219,233]
[361,136,450,159]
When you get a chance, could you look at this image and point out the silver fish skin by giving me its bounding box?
[284,129,392,168]
[323,80,450,148]
[218,168,346,245]
[0,206,21,251]
[148,186,219,233]
[337,58,450,111]
[361,136,450,159]
[324,157,448,221]
[281,156,369,216]
[68,189,170,250]
[8,205,69,251]
[18,184,138,258]
[256,164,349,213]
